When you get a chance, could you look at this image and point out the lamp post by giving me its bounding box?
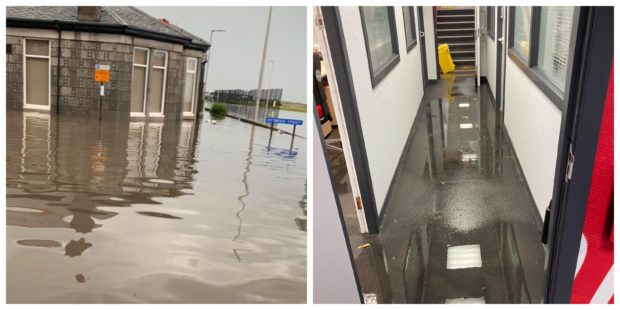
[264,60,274,111]
[253,6,273,122]
[204,29,225,103]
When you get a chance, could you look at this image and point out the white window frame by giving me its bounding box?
[148,49,168,118]
[22,38,51,111]
[130,46,150,117]
[182,57,198,117]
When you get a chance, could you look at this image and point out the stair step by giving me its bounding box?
[437,9,475,14]
[438,28,475,32]
[450,50,475,54]
[438,35,474,39]
[453,58,475,62]
[438,42,474,46]
[437,21,475,25]
[437,14,475,18]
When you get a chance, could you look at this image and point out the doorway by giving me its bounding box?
[435,6,477,78]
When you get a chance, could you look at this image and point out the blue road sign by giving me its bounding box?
[265,117,303,126]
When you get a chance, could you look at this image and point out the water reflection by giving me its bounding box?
[7,113,196,235]
[7,110,306,303]
[394,78,545,303]
[233,126,255,262]
[295,182,307,232]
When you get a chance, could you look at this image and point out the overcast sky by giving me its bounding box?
[139,6,307,104]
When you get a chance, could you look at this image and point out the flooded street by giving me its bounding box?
[6,110,307,303]
[205,101,307,137]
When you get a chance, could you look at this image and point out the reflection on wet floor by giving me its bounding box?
[331,76,546,304]
[7,110,306,303]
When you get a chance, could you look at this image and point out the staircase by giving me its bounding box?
[435,7,476,77]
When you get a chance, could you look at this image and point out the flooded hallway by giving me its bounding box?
[350,76,545,303]
[314,6,613,304]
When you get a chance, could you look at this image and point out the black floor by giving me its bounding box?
[328,76,546,304]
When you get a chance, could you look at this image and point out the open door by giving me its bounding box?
[542,7,613,303]
[314,6,376,234]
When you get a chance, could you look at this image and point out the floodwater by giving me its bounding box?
[6,110,307,303]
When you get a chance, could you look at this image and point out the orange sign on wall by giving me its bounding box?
[94,64,110,83]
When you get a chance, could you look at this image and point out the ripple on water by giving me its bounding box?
[6,110,306,303]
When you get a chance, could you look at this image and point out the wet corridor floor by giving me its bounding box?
[332,77,546,303]
[6,111,306,303]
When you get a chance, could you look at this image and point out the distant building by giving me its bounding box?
[6,6,210,120]
[214,88,284,105]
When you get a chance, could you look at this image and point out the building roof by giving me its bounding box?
[7,6,209,50]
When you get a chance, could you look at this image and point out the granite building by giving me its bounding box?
[6,6,210,120]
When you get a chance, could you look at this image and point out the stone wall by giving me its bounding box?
[6,28,206,121]
[163,50,184,121]
[53,39,134,116]
[6,35,23,110]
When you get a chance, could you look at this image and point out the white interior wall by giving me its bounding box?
[423,6,437,80]
[503,58,562,217]
[339,6,425,213]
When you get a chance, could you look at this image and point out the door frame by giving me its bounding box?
[417,6,429,87]
[432,7,441,79]
[475,6,481,86]
[320,6,381,234]
[543,7,613,303]
[495,6,506,110]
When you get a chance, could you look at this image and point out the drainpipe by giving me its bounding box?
[55,20,61,114]
[194,58,207,128]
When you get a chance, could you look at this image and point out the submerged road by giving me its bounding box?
[7,110,307,303]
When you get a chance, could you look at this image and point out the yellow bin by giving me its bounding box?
[438,43,455,73]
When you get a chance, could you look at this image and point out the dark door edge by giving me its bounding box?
[543,7,613,303]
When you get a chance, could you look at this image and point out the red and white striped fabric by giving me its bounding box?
[570,63,614,304]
